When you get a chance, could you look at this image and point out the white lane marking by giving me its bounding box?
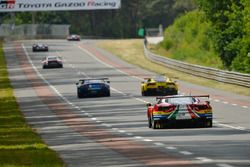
[118,130,126,133]
[126,133,133,136]
[135,98,148,103]
[78,45,144,81]
[242,106,248,109]
[232,104,237,106]
[112,128,118,131]
[217,164,235,167]
[213,121,246,131]
[3,46,22,50]
[223,101,228,104]
[102,123,112,128]
[84,113,89,116]
[91,118,97,121]
[154,142,165,146]
[110,87,127,96]
[179,151,193,155]
[195,157,213,162]
[214,99,220,102]
[216,123,246,131]
[143,139,153,142]
[166,146,177,150]
[134,136,142,139]
[88,107,145,112]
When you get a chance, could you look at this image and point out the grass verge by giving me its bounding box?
[97,39,250,96]
[0,42,65,167]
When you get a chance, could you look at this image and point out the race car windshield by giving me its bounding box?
[167,97,194,104]
[85,80,104,84]
[48,57,57,60]
[154,76,166,82]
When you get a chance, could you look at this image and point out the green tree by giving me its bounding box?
[231,0,250,73]
[196,0,249,71]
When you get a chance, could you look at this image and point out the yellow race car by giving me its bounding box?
[141,75,178,96]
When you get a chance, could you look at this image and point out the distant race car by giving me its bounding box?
[147,95,213,129]
[76,78,110,98]
[42,55,63,69]
[141,75,178,96]
[67,34,81,41]
[32,43,49,52]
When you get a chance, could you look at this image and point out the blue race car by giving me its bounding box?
[76,78,110,98]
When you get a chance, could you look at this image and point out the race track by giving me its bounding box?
[4,40,250,167]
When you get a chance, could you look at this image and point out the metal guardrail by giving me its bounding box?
[143,44,250,88]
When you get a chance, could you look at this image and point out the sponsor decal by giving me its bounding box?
[0,0,16,9]
[0,0,120,12]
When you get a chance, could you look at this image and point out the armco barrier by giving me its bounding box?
[143,44,250,88]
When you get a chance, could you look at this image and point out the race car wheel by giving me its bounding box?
[59,64,63,68]
[205,119,213,128]
[148,117,152,128]
[77,93,83,98]
[106,91,111,97]
[151,116,159,129]
[142,91,145,96]
[42,65,46,69]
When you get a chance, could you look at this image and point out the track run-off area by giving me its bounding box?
[3,40,250,167]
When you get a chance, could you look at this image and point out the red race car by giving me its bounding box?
[147,95,212,129]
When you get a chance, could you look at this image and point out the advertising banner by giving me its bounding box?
[0,0,121,12]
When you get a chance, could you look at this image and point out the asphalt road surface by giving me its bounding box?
[4,40,250,167]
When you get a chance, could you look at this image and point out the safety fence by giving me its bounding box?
[143,44,250,88]
[0,24,70,40]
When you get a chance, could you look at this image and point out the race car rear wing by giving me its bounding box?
[77,78,110,84]
[156,95,210,100]
[79,78,109,81]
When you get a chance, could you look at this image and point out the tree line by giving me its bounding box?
[196,0,249,73]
